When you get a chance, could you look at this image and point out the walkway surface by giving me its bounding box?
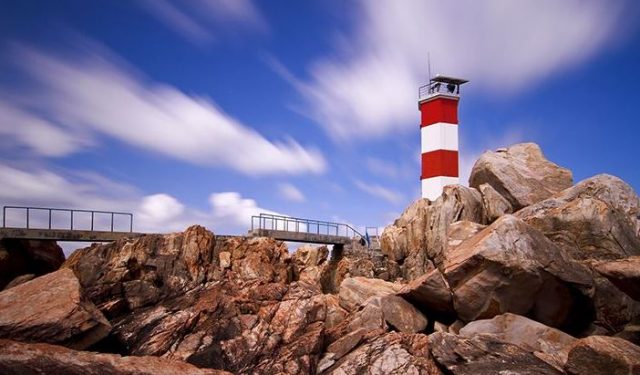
[247,213,363,246]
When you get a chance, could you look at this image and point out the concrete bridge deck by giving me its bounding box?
[248,229,354,245]
[0,227,145,242]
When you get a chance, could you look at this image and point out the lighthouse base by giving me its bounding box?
[421,176,459,201]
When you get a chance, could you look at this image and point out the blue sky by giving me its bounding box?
[1,0,639,244]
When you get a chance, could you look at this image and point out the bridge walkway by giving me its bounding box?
[0,206,143,242]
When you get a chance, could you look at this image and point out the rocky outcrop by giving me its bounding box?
[469,143,573,210]
[516,174,640,262]
[429,331,563,374]
[443,215,593,331]
[0,268,110,349]
[381,184,485,280]
[478,183,513,222]
[458,313,576,370]
[0,339,230,375]
[293,244,329,284]
[0,239,64,290]
[398,268,455,319]
[594,256,640,301]
[564,336,640,375]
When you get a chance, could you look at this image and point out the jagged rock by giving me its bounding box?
[0,339,229,375]
[594,256,640,301]
[0,268,111,349]
[398,268,454,318]
[377,295,428,333]
[428,331,563,374]
[469,143,573,210]
[478,183,513,222]
[459,313,576,370]
[0,239,64,290]
[564,336,640,375]
[324,332,442,374]
[615,320,640,346]
[338,276,402,312]
[381,185,485,280]
[516,174,640,261]
[443,215,593,331]
[293,244,329,284]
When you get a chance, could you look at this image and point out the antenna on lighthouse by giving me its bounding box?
[427,52,432,84]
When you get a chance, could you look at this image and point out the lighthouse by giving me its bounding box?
[419,75,468,200]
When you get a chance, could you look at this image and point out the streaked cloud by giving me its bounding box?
[2,44,326,176]
[284,0,629,141]
[278,182,306,203]
[139,0,268,45]
[353,179,403,204]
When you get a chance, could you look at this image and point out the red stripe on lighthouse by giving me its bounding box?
[421,150,459,179]
[420,97,459,127]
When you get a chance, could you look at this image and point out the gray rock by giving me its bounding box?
[429,331,563,374]
[564,335,640,375]
[459,313,576,370]
[469,143,573,210]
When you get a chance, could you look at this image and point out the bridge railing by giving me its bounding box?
[2,206,133,233]
[251,213,363,239]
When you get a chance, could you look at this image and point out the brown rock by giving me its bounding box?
[3,273,36,290]
[0,268,110,349]
[594,256,640,301]
[0,239,64,289]
[564,335,640,375]
[325,332,442,374]
[381,185,485,280]
[398,268,454,317]
[443,215,593,331]
[338,276,402,312]
[293,244,328,284]
[0,339,229,375]
[469,143,573,210]
[446,220,486,252]
[516,174,640,261]
[459,313,576,370]
[478,183,513,222]
[429,331,563,374]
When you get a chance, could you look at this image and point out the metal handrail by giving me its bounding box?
[2,206,133,232]
[251,213,364,239]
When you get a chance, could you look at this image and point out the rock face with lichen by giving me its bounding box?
[2,142,640,374]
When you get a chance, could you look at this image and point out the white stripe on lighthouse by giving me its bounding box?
[422,176,460,201]
[420,122,458,154]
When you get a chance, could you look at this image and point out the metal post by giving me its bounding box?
[91,211,94,231]
[71,211,74,230]
[26,208,29,229]
[49,209,52,229]
[129,214,133,232]
[111,212,114,232]
[3,207,6,228]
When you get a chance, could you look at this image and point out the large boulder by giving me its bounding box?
[381,185,485,280]
[516,174,640,262]
[428,331,563,375]
[0,268,110,349]
[442,215,594,331]
[469,143,573,210]
[459,313,576,370]
[594,256,640,301]
[0,339,229,375]
[564,336,640,375]
[0,239,64,290]
[398,268,455,319]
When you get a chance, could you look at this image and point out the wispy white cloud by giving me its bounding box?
[278,182,306,202]
[139,0,267,45]
[3,44,326,176]
[353,179,403,204]
[0,161,275,235]
[285,0,629,141]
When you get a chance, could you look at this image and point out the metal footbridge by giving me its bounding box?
[248,213,364,246]
[0,206,143,242]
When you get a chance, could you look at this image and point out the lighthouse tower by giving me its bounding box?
[419,75,468,200]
